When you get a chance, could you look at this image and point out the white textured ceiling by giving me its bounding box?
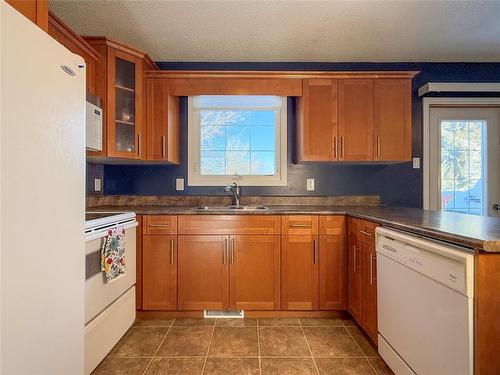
[48,0,500,62]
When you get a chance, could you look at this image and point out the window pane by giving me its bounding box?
[469,151,482,180]
[201,126,225,150]
[226,151,250,175]
[201,151,225,175]
[200,111,225,125]
[251,151,275,175]
[468,121,483,150]
[226,126,250,150]
[251,126,275,151]
[454,121,469,150]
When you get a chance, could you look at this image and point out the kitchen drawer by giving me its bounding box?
[319,215,346,235]
[143,215,178,235]
[359,220,377,246]
[178,215,281,235]
[282,216,318,236]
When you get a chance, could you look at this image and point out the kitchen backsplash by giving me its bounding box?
[86,194,380,208]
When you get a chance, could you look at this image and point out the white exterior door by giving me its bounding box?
[428,107,500,217]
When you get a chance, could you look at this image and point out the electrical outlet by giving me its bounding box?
[94,178,101,192]
[306,178,315,191]
[413,157,421,169]
[176,178,185,191]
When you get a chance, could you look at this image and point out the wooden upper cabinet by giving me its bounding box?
[145,78,180,163]
[297,79,338,161]
[85,37,157,160]
[374,79,412,161]
[177,235,229,310]
[281,216,319,310]
[338,79,374,161]
[47,11,100,95]
[229,235,280,310]
[318,216,346,310]
[6,0,48,31]
[142,234,177,310]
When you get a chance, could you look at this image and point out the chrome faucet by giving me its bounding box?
[224,182,241,207]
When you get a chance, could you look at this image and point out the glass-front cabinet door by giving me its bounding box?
[107,49,143,159]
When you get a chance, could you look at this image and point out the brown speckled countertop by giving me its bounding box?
[87,204,500,252]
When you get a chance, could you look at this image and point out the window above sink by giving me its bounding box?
[187,95,288,186]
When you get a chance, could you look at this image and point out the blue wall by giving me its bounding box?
[103,62,500,208]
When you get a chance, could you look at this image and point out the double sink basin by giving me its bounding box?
[195,204,269,212]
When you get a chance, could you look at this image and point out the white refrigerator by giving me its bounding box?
[1,2,86,374]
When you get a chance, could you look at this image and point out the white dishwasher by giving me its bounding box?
[376,227,474,375]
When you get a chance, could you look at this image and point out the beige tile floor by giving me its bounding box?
[93,317,393,375]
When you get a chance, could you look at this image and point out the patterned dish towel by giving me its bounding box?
[101,226,126,283]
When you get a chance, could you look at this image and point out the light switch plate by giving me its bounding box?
[176,178,185,191]
[306,178,315,191]
[94,178,101,192]
[412,157,421,169]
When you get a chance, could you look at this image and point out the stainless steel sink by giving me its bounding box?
[195,205,269,212]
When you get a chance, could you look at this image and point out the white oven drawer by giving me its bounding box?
[85,286,135,374]
[85,224,136,323]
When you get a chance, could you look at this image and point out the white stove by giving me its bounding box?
[85,211,138,374]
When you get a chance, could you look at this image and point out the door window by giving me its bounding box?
[440,120,486,215]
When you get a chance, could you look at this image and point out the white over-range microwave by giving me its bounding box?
[86,98,103,151]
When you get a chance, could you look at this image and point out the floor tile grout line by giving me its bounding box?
[141,323,173,375]
[201,319,217,374]
[344,326,378,375]
[298,320,321,375]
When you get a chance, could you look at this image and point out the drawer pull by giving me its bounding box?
[148,224,170,228]
[360,230,373,237]
[290,224,310,228]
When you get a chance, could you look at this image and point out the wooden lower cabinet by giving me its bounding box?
[142,234,177,310]
[281,232,319,310]
[178,235,229,310]
[319,228,346,309]
[229,235,280,310]
[348,217,379,344]
[347,217,362,321]
[361,241,378,342]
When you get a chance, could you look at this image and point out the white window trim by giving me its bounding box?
[422,97,500,210]
[187,96,288,187]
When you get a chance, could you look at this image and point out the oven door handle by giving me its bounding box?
[85,221,138,242]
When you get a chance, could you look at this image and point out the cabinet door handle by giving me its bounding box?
[370,253,374,285]
[290,224,310,228]
[353,244,357,273]
[222,238,227,264]
[148,224,170,228]
[313,239,318,264]
[169,239,174,264]
[333,136,337,159]
[161,135,166,159]
[137,133,141,157]
[376,136,381,159]
[231,238,235,264]
[340,136,344,159]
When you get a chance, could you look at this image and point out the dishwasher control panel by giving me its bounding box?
[377,230,470,295]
